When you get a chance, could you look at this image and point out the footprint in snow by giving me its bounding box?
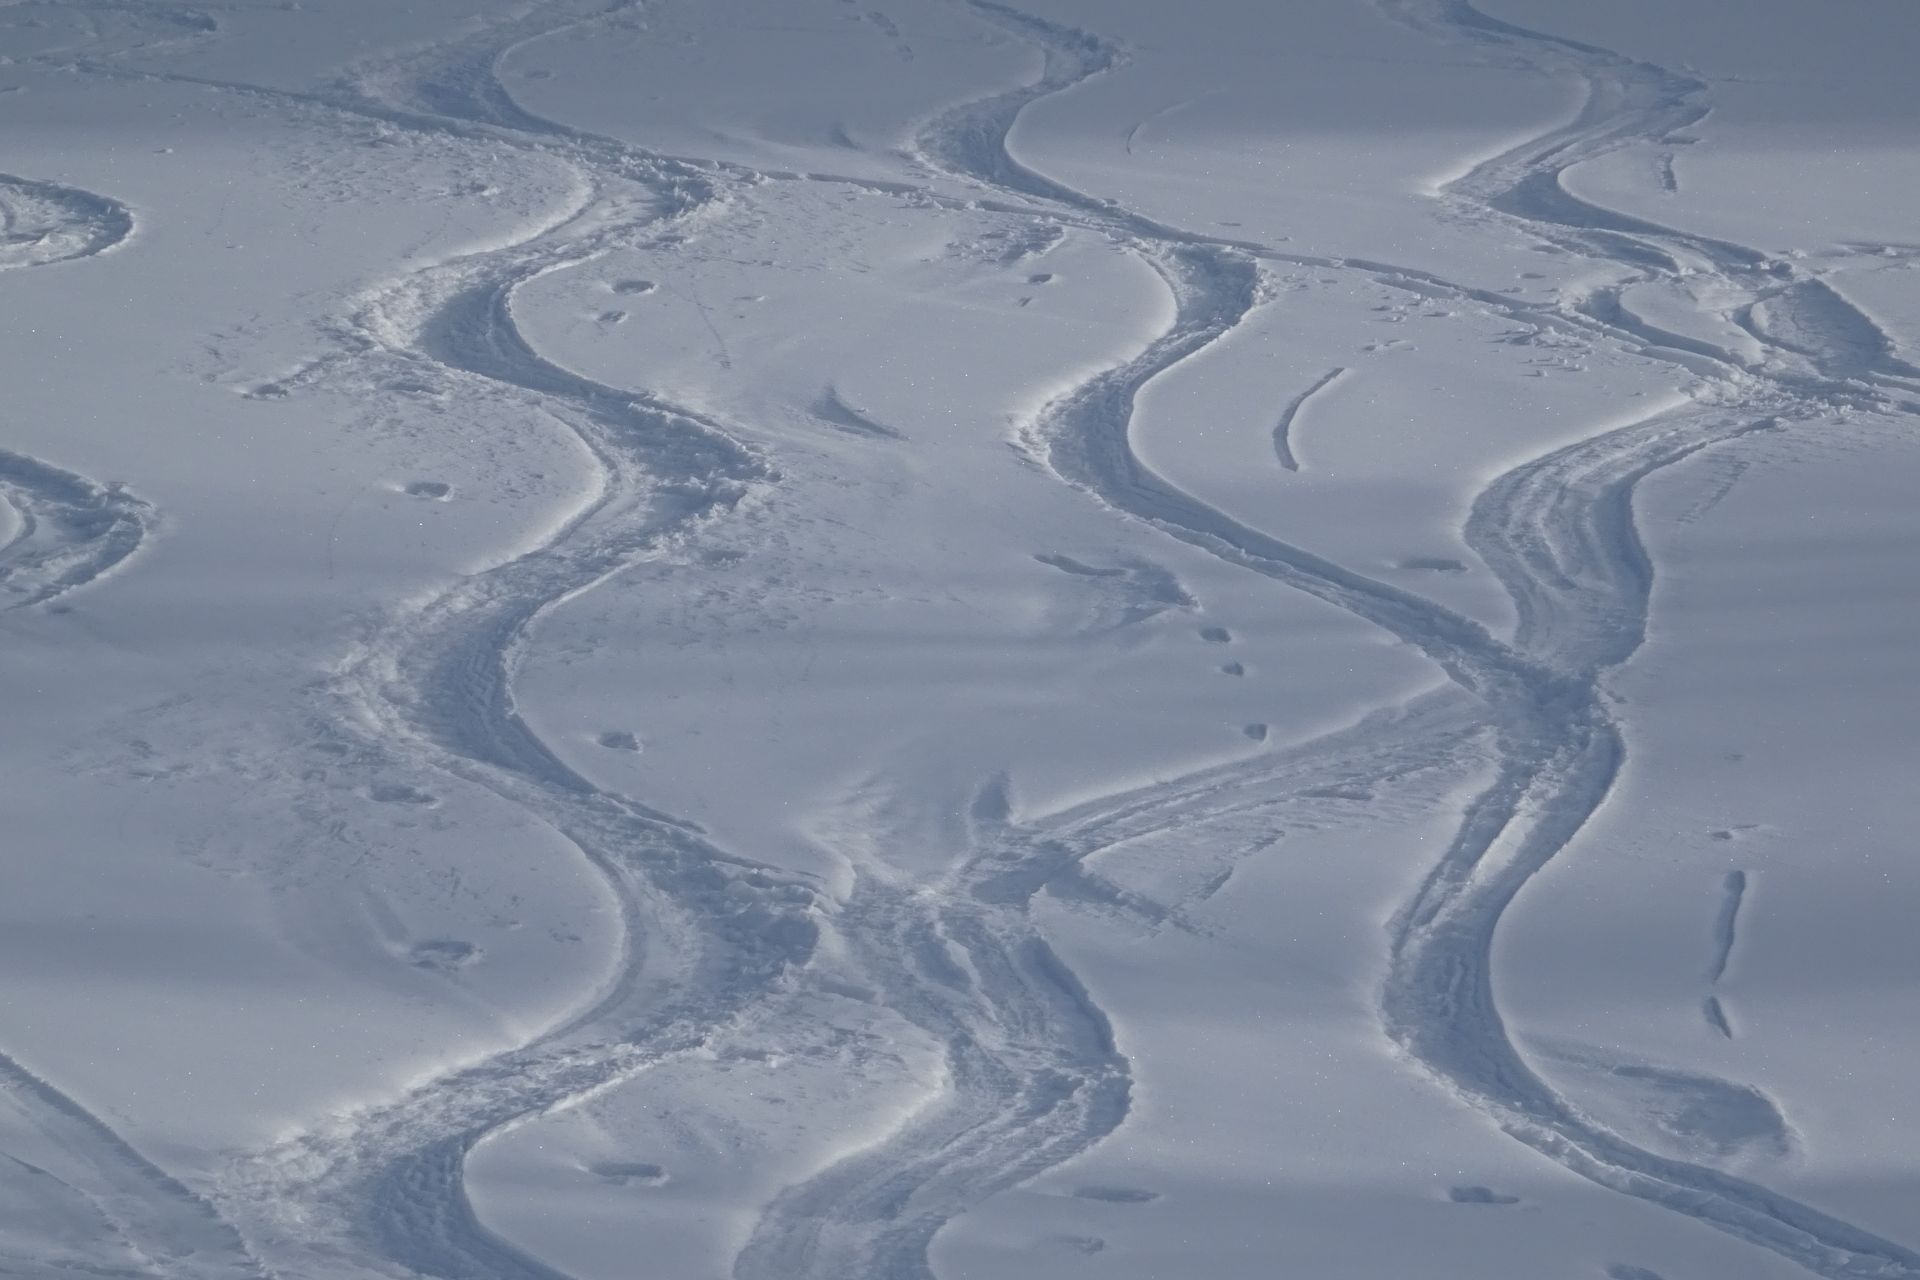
[609,279,657,296]
[403,481,452,500]
[1448,1185,1520,1205]
[408,939,479,972]
[1072,1185,1159,1204]
[590,1161,668,1187]
[597,730,641,752]
[1199,626,1231,644]
[369,782,438,806]
[1051,1235,1106,1254]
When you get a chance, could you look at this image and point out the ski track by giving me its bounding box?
[0,172,133,272]
[0,447,152,612]
[737,2,1920,1279]
[11,1,1919,1279]
[0,153,204,1280]
[0,177,148,613]
[17,3,819,1278]
[199,8,833,1280]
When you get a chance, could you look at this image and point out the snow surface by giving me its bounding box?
[2,1,1917,1278]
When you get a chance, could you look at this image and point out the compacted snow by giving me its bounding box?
[2,2,1917,1278]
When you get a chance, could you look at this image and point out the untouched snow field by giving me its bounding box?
[2,2,1917,1278]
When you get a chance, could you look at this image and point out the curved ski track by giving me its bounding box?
[0,172,133,273]
[744,2,1913,1278]
[0,445,152,612]
[14,2,1919,1279]
[0,177,150,612]
[1,170,241,1278]
[182,9,836,1280]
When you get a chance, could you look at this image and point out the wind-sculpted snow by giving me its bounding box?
[0,173,133,272]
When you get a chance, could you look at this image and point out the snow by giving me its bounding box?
[2,2,1917,1278]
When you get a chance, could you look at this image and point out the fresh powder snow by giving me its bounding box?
[2,2,1918,1278]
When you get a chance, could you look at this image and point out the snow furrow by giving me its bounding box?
[1271,367,1347,473]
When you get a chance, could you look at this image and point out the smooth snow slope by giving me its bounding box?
[1,2,1916,1279]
